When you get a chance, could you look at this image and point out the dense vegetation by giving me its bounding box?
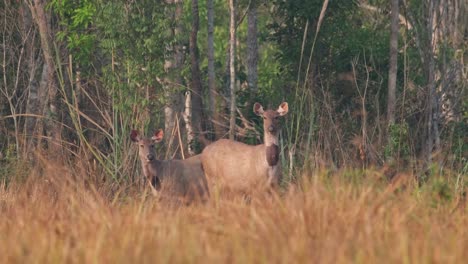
[0,0,466,262]
[1,0,466,177]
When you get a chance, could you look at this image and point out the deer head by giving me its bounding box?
[253,102,289,136]
[130,129,164,163]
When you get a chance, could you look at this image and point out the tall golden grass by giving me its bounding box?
[0,160,466,264]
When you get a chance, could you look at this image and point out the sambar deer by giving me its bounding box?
[131,129,209,203]
[201,102,288,194]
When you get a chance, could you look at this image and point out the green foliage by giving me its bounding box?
[430,178,453,203]
[420,175,460,206]
[50,0,96,66]
[269,0,358,79]
[341,168,368,186]
[385,123,410,161]
[94,0,171,128]
[2,0,464,184]
[48,0,179,181]
[449,120,467,166]
[0,158,30,186]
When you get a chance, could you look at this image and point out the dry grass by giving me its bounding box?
[0,161,467,264]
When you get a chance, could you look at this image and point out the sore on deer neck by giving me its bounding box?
[264,132,279,166]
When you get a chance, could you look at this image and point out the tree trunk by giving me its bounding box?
[190,0,203,153]
[437,0,464,124]
[14,3,39,157]
[423,0,440,174]
[228,0,236,140]
[403,0,464,175]
[29,0,63,156]
[163,0,185,159]
[386,0,399,126]
[182,91,195,156]
[207,0,215,117]
[207,0,223,140]
[247,1,258,94]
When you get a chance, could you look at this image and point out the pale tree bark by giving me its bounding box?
[182,91,194,156]
[189,0,203,154]
[436,0,465,124]
[228,0,236,140]
[424,0,465,167]
[29,0,63,156]
[386,0,399,126]
[163,0,185,159]
[247,0,258,94]
[403,0,464,175]
[20,3,40,156]
[423,0,440,171]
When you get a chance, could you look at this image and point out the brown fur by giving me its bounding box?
[201,102,288,194]
[131,130,210,203]
[266,144,279,166]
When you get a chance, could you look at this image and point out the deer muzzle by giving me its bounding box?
[147,154,154,161]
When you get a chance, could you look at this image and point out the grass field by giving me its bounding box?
[0,160,466,264]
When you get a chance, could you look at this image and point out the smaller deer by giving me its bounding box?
[201,102,288,194]
[131,129,209,203]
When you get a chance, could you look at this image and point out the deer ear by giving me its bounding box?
[277,102,289,116]
[152,129,164,142]
[253,102,264,116]
[130,130,140,142]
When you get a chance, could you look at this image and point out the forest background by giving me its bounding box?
[0,1,467,263]
[1,0,465,183]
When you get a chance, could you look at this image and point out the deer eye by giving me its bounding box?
[150,145,155,148]
[139,145,144,148]
[263,116,267,120]
[274,116,280,120]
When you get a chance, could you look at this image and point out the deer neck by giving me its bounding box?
[264,132,280,166]
[264,132,279,147]
[141,159,162,178]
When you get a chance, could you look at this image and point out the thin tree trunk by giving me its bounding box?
[24,44,40,156]
[207,0,215,116]
[16,3,39,157]
[163,0,185,159]
[207,0,223,139]
[247,1,258,94]
[163,97,180,158]
[223,42,231,104]
[423,0,440,174]
[429,0,440,152]
[228,0,236,140]
[190,0,203,154]
[182,91,194,156]
[29,0,62,156]
[437,0,464,124]
[387,0,399,126]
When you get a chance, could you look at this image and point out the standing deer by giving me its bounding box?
[131,129,209,203]
[201,102,288,193]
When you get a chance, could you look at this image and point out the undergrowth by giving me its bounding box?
[0,158,466,264]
